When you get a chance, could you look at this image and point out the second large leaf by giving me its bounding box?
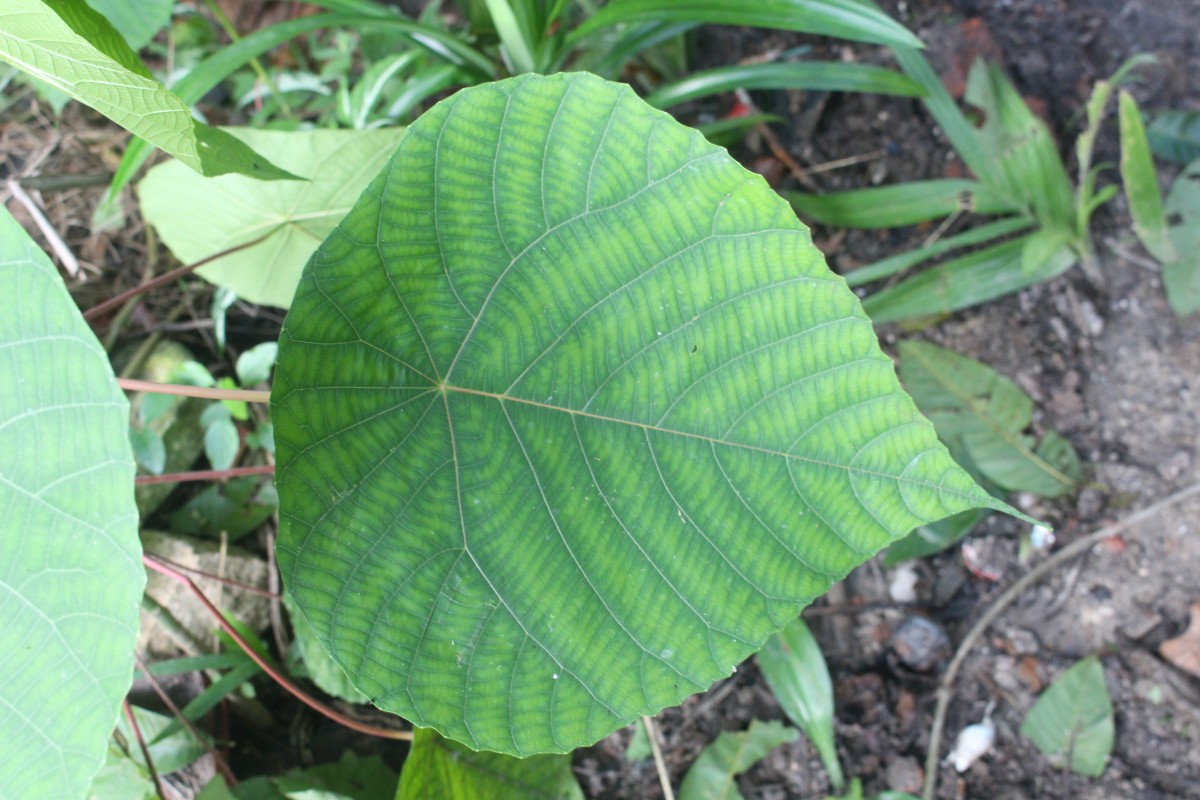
[272,72,1009,756]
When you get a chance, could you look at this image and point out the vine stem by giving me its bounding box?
[142,554,413,742]
[642,715,676,800]
[118,378,271,404]
[921,480,1200,800]
[135,465,275,486]
[83,234,271,321]
[123,699,166,800]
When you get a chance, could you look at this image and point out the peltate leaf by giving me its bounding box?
[1019,656,1114,777]
[0,0,296,180]
[0,207,143,798]
[272,72,1012,756]
[897,341,1080,497]
[397,727,584,800]
[140,127,405,307]
[679,719,798,800]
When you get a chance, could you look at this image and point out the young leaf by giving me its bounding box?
[0,207,144,798]
[130,424,167,474]
[204,414,240,471]
[897,341,1081,497]
[236,342,280,387]
[398,727,584,799]
[1161,158,1200,316]
[1147,110,1200,165]
[273,72,1016,756]
[1020,656,1114,777]
[1119,91,1175,263]
[757,618,844,789]
[645,61,923,110]
[679,719,799,800]
[788,179,1009,229]
[0,0,297,180]
[862,236,1076,324]
[140,127,405,307]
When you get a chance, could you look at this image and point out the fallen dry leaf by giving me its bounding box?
[1160,602,1200,678]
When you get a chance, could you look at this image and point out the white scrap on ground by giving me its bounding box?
[947,701,996,773]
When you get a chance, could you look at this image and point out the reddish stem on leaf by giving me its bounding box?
[145,553,281,598]
[142,555,413,742]
[135,465,275,485]
[83,235,271,321]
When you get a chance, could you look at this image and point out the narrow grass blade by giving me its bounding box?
[788,179,1008,229]
[1119,90,1175,262]
[646,61,922,109]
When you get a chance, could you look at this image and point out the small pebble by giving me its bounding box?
[890,616,951,672]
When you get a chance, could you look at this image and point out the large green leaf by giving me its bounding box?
[897,341,1080,497]
[0,0,295,180]
[272,72,1012,756]
[0,208,143,798]
[397,728,584,800]
[139,128,405,308]
[1020,656,1114,777]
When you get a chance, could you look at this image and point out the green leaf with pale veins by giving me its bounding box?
[272,72,1015,756]
[0,207,143,798]
[397,727,584,800]
[140,127,405,307]
[0,0,297,181]
[1020,656,1114,777]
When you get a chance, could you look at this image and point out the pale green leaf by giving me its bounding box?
[862,236,1076,323]
[758,619,843,789]
[236,342,279,387]
[85,0,173,49]
[130,425,166,475]
[0,0,296,180]
[573,0,923,49]
[204,416,239,471]
[1162,158,1200,316]
[87,742,157,800]
[1119,91,1175,263]
[140,127,405,307]
[1020,656,1114,777]
[897,341,1080,497]
[397,727,583,800]
[0,207,143,798]
[788,180,1009,229]
[679,719,798,800]
[273,73,1013,756]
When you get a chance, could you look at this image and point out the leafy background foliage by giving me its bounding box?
[0,209,143,799]
[272,72,1008,755]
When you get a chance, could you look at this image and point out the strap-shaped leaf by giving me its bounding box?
[0,208,143,798]
[0,0,295,180]
[272,72,1009,755]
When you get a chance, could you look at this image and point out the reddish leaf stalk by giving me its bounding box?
[142,555,413,741]
[117,378,271,404]
[145,553,281,598]
[123,699,166,800]
[83,235,272,320]
[135,465,275,486]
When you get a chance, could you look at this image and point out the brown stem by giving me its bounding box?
[123,700,166,800]
[921,481,1200,800]
[133,653,239,786]
[145,553,280,598]
[136,465,275,486]
[142,555,413,741]
[83,235,271,321]
[118,378,271,404]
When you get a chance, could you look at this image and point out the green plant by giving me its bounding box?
[0,65,1024,795]
[1020,656,1115,777]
